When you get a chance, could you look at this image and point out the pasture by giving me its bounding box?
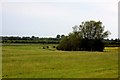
[2,44,118,78]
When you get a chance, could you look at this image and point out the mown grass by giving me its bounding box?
[2,44,118,78]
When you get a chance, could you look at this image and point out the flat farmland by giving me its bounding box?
[2,44,118,78]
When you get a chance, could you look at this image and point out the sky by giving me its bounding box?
[0,0,119,38]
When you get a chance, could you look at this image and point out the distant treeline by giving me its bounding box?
[0,36,120,47]
[0,36,61,44]
[103,39,120,47]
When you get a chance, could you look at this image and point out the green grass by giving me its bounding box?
[2,44,118,78]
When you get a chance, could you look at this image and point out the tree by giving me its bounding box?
[57,20,110,52]
[61,35,65,39]
[79,20,110,39]
[56,35,60,39]
[78,20,110,51]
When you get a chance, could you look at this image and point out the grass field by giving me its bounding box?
[2,44,118,78]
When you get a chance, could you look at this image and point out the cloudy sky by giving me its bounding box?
[0,0,119,38]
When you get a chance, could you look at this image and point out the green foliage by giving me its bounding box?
[57,20,111,51]
[79,20,110,39]
[57,33,81,51]
[79,39,104,51]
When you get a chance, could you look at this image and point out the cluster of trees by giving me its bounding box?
[56,20,111,52]
[1,35,65,44]
[1,36,60,40]
[1,36,61,44]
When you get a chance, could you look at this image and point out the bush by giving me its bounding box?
[46,46,49,48]
[57,36,105,52]
[53,46,56,48]
[43,47,45,49]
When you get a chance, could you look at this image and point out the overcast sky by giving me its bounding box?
[0,0,119,38]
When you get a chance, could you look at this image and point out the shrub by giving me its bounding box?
[43,47,45,49]
[46,46,49,48]
[53,46,56,48]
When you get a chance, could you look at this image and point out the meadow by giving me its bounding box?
[2,44,118,78]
